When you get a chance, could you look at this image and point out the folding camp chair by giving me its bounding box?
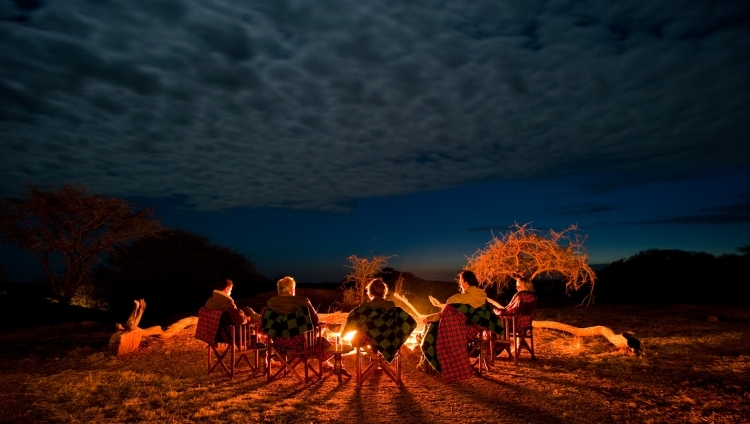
[355,340,404,388]
[344,306,417,388]
[421,303,503,383]
[469,329,493,375]
[195,307,267,379]
[260,306,326,384]
[492,298,537,365]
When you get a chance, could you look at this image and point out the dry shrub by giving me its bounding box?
[335,255,392,310]
[467,223,596,302]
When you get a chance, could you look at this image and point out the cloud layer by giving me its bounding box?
[1,0,748,210]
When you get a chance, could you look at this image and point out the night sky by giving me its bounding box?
[1,1,749,283]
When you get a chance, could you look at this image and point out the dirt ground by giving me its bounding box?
[1,303,749,423]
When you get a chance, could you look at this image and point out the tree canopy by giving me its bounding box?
[467,224,596,302]
[0,184,163,304]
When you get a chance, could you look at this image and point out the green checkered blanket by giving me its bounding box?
[421,302,504,374]
[452,302,504,336]
[344,306,418,363]
[259,306,314,339]
[421,320,442,372]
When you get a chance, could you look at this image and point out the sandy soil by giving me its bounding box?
[0,303,749,423]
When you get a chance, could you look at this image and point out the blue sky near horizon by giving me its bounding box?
[6,168,749,284]
[1,1,749,284]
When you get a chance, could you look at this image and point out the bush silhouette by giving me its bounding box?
[90,230,272,320]
[595,248,748,304]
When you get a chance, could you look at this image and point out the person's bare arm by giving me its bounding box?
[428,295,445,309]
[486,298,503,309]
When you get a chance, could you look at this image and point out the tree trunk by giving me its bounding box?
[125,299,146,331]
[108,328,143,356]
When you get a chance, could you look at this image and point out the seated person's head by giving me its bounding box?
[366,278,388,300]
[516,276,534,292]
[277,276,296,296]
[457,270,480,292]
[215,278,233,294]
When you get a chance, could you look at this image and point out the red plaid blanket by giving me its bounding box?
[436,304,482,383]
[195,307,224,344]
[272,333,306,354]
[271,333,334,361]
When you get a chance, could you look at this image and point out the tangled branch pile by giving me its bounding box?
[467,223,595,301]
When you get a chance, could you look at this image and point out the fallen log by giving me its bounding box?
[318,312,349,325]
[140,317,198,338]
[108,299,197,356]
[533,320,629,349]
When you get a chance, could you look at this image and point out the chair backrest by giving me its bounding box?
[195,307,226,344]
[259,306,314,339]
[514,298,537,330]
[518,298,537,317]
[259,306,324,358]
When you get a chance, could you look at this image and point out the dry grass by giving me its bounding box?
[1,304,749,423]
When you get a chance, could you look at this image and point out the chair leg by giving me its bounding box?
[304,353,308,383]
[207,345,211,375]
[357,350,383,388]
[396,355,401,386]
[257,349,267,377]
[529,329,536,359]
[356,348,362,387]
[208,344,232,377]
[267,347,306,384]
[230,329,236,378]
[376,357,402,388]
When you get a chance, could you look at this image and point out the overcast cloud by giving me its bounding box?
[1,0,749,211]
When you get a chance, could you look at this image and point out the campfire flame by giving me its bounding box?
[342,331,356,342]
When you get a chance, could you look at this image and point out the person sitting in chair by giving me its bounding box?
[495,274,537,328]
[347,278,398,349]
[425,270,487,322]
[205,278,260,325]
[266,276,320,325]
[262,276,332,360]
[344,279,417,366]
[419,270,503,383]
[361,278,396,310]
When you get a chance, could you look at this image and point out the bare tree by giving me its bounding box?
[0,184,163,304]
[467,223,596,303]
[339,255,392,309]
